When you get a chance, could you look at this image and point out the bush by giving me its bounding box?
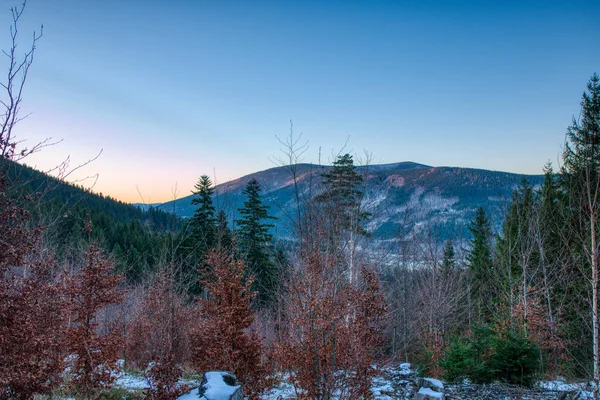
[441,325,493,383]
[441,325,540,386]
[490,330,540,386]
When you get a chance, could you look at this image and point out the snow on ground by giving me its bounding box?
[107,362,600,400]
[260,375,297,399]
[536,378,594,399]
[114,370,150,390]
[417,387,444,398]
[423,377,444,389]
[178,388,200,399]
[199,371,241,400]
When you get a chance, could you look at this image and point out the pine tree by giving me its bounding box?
[236,178,276,306]
[467,206,493,323]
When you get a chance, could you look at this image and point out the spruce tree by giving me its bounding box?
[316,153,368,235]
[237,178,276,306]
[182,175,217,292]
[467,206,493,323]
[189,175,217,252]
[561,73,600,387]
[496,179,535,313]
[562,73,600,179]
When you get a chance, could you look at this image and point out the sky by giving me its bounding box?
[1,0,599,203]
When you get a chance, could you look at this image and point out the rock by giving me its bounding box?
[198,371,244,400]
[414,377,445,399]
[414,387,444,399]
[421,377,444,392]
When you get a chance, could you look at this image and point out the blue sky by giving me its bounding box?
[3,0,599,202]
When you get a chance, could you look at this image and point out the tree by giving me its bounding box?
[0,247,67,399]
[561,73,600,395]
[190,250,268,397]
[496,180,535,321]
[317,154,364,223]
[189,175,217,249]
[276,244,387,399]
[467,206,493,324]
[0,3,67,398]
[237,178,276,306]
[180,175,217,294]
[216,209,233,252]
[441,240,456,273]
[66,228,125,395]
[316,153,369,284]
[316,153,368,236]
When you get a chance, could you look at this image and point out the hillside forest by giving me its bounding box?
[2,2,600,400]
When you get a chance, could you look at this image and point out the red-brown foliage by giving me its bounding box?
[126,268,192,370]
[511,287,568,376]
[339,268,388,398]
[0,176,67,399]
[66,241,125,394]
[190,250,269,398]
[0,251,67,399]
[275,251,387,399]
[145,354,189,400]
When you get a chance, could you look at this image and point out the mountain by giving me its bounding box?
[151,162,544,241]
[8,161,182,282]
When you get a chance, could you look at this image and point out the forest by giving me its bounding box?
[2,2,600,400]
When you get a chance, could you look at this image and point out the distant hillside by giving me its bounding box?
[151,162,544,241]
[8,161,182,281]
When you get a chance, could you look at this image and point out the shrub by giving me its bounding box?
[490,330,540,386]
[441,325,540,386]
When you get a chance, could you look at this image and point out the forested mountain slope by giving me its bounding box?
[153,162,544,240]
[8,161,182,281]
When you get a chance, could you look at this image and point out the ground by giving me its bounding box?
[105,362,596,399]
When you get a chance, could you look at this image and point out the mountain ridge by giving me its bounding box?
[146,162,544,241]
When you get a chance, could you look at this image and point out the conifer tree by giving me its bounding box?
[496,179,535,315]
[182,175,217,293]
[561,73,600,391]
[188,175,217,258]
[316,153,367,235]
[237,178,276,306]
[441,240,456,273]
[467,206,493,323]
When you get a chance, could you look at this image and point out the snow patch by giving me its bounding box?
[417,387,444,398]
[200,371,241,399]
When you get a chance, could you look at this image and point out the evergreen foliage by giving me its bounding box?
[188,175,217,252]
[442,325,540,386]
[562,73,600,179]
[467,206,494,322]
[236,178,277,306]
[441,240,456,273]
[316,153,368,235]
[181,175,218,293]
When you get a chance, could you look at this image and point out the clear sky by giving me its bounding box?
[2,0,599,203]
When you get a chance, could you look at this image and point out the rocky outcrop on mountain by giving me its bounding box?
[154,162,544,242]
